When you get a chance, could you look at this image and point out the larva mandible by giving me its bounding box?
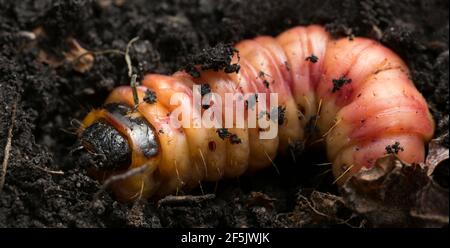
[78,25,435,201]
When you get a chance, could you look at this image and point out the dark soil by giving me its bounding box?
[0,0,448,227]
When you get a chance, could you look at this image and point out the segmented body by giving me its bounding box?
[79,25,434,201]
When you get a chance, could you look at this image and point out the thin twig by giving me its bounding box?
[298,194,362,228]
[125,37,140,77]
[124,37,140,107]
[130,74,139,107]
[298,195,331,218]
[74,37,140,107]
[0,99,18,192]
[34,166,65,175]
[157,194,215,206]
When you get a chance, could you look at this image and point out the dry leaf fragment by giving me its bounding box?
[342,155,448,227]
[425,137,449,176]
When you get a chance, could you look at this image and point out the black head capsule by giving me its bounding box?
[80,121,131,170]
[78,103,160,171]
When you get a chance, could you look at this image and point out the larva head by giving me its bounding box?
[77,103,162,200]
[80,120,132,170]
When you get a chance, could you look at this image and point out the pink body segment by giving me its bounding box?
[81,25,435,200]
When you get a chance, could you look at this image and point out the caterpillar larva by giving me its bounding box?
[77,25,435,201]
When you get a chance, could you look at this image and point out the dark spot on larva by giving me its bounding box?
[277,105,286,125]
[284,61,291,71]
[305,54,319,63]
[208,141,216,152]
[216,128,241,144]
[245,94,258,110]
[332,76,352,93]
[224,47,241,74]
[201,84,212,109]
[143,89,157,104]
[357,93,362,98]
[224,63,240,73]
[259,71,266,78]
[258,71,273,87]
[200,83,211,96]
[385,141,404,154]
[229,134,242,144]
[216,128,231,140]
[360,119,366,123]
[158,129,164,134]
